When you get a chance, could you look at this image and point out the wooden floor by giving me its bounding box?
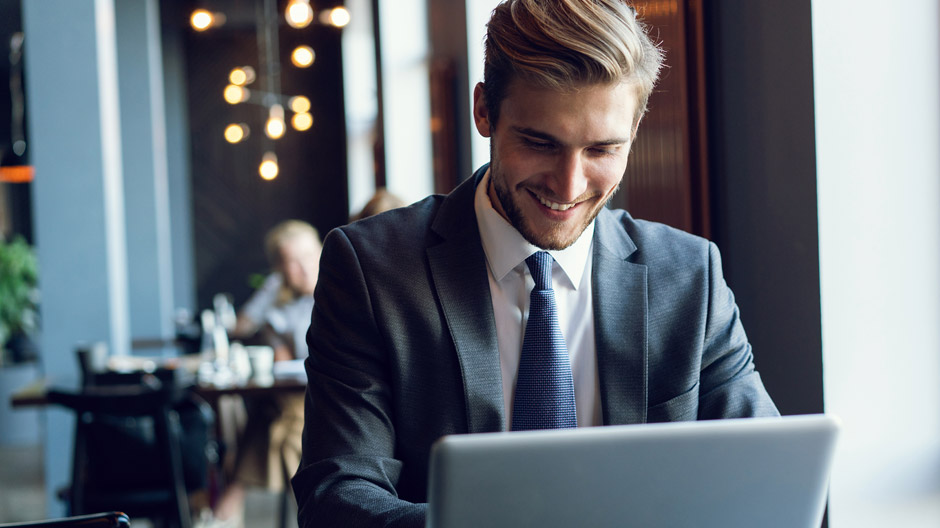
[0,444,296,528]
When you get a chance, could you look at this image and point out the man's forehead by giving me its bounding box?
[500,77,640,109]
[497,80,640,136]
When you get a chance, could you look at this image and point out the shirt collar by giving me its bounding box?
[474,168,594,289]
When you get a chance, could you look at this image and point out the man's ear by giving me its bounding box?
[472,83,492,138]
[631,114,644,141]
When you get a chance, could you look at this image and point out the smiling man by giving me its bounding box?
[292,1,778,526]
[480,81,637,251]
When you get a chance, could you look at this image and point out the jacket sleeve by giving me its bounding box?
[697,242,780,419]
[291,227,427,528]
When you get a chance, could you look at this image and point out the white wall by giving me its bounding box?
[812,1,940,526]
[465,0,501,171]
[376,0,434,204]
[343,0,379,215]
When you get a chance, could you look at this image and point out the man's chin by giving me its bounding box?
[519,222,585,251]
[497,185,596,250]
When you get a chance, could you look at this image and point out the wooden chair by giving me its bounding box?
[0,511,130,527]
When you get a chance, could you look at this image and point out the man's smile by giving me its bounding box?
[533,191,579,211]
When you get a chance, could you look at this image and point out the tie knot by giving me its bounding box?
[525,251,554,291]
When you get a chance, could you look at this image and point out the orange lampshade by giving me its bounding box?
[0,165,34,183]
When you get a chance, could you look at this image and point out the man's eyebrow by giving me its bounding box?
[512,126,629,147]
[513,127,559,142]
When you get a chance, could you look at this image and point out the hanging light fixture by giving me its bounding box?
[285,0,315,28]
[190,10,213,30]
[229,66,256,86]
[199,1,347,180]
[190,9,226,31]
[223,84,251,104]
[321,6,351,28]
[265,104,286,139]
[223,123,250,144]
[288,95,311,114]
[290,46,316,68]
[259,151,279,180]
[291,112,313,132]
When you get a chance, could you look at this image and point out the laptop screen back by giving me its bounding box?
[426,414,839,528]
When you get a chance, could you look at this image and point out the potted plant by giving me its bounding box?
[0,234,39,365]
[0,234,40,446]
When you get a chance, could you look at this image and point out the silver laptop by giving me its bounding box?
[426,414,839,528]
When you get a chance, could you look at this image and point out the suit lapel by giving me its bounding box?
[427,169,506,433]
[593,210,648,425]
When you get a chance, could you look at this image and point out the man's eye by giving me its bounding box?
[524,139,554,151]
[589,146,619,156]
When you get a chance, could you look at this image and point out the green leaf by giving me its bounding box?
[0,235,39,345]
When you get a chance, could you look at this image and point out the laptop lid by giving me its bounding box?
[426,414,839,528]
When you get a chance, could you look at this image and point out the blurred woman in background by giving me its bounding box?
[209,220,321,527]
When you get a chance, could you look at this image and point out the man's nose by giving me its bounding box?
[550,151,588,202]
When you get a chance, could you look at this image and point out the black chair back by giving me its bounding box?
[47,381,195,528]
[0,511,130,528]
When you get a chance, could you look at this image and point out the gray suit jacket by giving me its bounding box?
[292,166,778,527]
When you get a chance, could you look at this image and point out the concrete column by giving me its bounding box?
[115,0,175,348]
[161,14,197,316]
[22,0,129,516]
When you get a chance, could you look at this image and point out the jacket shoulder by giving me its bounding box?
[601,208,710,266]
[329,194,444,248]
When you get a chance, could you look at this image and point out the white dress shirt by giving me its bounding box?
[474,169,601,429]
[266,294,315,360]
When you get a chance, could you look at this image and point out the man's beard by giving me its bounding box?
[489,163,617,251]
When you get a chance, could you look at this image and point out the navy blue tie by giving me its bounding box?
[511,251,578,431]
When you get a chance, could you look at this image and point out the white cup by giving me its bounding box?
[246,345,275,382]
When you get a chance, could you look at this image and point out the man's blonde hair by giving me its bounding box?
[483,0,663,128]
